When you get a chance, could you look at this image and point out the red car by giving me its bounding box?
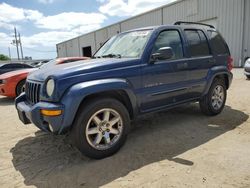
[0,57,89,98]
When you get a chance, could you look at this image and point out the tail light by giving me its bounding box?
[227,56,233,72]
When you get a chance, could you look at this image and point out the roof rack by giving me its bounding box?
[174,21,215,29]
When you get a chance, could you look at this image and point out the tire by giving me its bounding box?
[199,78,227,116]
[16,80,26,96]
[71,98,130,159]
[246,75,250,79]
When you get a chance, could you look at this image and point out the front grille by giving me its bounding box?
[25,81,41,104]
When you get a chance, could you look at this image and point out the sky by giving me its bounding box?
[0,0,175,59]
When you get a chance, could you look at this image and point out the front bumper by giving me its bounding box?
[0,83,15,98]
[244,68,250,76]
[15,93,65,134]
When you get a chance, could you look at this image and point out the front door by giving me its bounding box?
[140,29,189,112]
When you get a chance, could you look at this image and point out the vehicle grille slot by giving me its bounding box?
[25,81,41,104]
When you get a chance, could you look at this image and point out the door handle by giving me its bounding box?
[208,59,216,63]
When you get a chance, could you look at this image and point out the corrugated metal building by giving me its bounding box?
[56,0,250,67]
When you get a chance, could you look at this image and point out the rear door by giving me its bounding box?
[183,29,214,98]
[141,29,189,112]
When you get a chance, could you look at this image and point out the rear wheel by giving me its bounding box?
[246,75,250,79]
[71,98,130,159]
[199,78,227,116]
[16,80,26,96]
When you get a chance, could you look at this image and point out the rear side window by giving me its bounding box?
[185,30,210,57]
[152,30,184,60]
[22,64,32,68]
[3,64,14,68]
[208,31,229,55]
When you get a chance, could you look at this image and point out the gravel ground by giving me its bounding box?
[0,68,249,188]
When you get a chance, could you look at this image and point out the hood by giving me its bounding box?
[0,68,37,79]
[28,58,138,82]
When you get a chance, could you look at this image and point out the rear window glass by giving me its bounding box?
[208,31,229,55]
[184,30,210,57]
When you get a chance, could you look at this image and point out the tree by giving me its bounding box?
[0,54,10,61]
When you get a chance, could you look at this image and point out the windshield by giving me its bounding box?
[94,30,152,58]
[40,59,56,69]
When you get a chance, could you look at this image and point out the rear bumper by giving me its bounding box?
[15,93,65,134]
[228,72,233,88]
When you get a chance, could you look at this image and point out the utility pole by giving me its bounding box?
[18,33,24,60]
[8,47,11,59]
[14,27,20,60]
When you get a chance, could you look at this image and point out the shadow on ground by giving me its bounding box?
[0,97,14,106]
[10,104,248,188]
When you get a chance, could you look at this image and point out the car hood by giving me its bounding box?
[28,58,138,82]
[0,68,37,79]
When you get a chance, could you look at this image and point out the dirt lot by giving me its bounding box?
[0,69,250,188]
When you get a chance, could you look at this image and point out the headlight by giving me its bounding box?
[46,79,55,97]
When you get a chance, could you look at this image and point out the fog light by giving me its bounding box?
[41,109,62,116]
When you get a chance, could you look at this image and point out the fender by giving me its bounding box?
[202,66,233,96]
[59,78,137,132]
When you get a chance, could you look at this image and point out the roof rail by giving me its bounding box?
[174,21,215,29]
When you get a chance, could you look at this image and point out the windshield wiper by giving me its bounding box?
[101,54,122,58]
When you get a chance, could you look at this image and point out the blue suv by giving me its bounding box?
[16,22,233,159]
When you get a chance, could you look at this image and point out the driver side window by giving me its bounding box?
[152,30,184,60]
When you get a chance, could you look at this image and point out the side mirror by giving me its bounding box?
[151,47,174,62]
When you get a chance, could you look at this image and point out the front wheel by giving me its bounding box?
[199,79,227,116]
[246,75,250,79]
[16,80,26,96]
[71,98,130,159]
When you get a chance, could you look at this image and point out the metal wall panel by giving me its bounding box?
[242,0,250,63]
[120,9,162,31]
[65,38,80,57]
[95,29,108,51]
[162,0,244,66]
[57,43,67,57]
[79,33,96,56]
[107,24,120,38]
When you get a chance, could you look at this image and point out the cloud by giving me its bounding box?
[0,25,102,49]
[0,2,106,52]
[0,21,15,30]
[35,12,106,31]
[98,0,176,17]
[0,2,106,32]
[21,31,76,48]
[0,2,44,30]
[0,3,26,23]
[24,10,44,21]
[37,0,55,4]
[0,32,13,48]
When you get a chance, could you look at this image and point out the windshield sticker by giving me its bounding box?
[132,31,150,37]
